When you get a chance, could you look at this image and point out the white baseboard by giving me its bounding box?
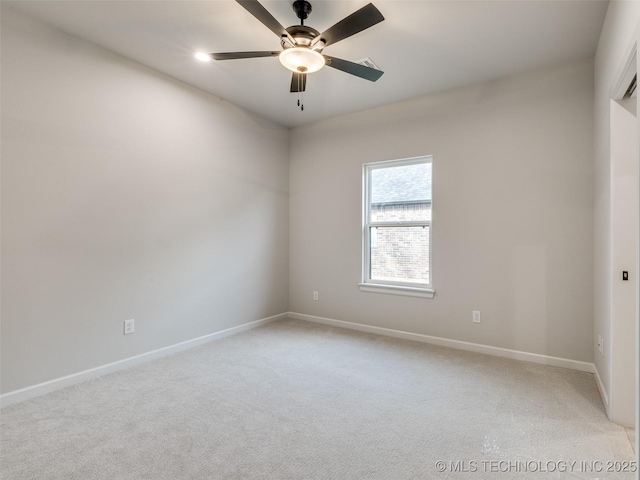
[593,364,610,414]
[289,312,595,373]
[4,312,599,408]
[0,313,288,408]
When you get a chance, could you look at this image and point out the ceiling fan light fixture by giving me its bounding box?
[279,47,324,74]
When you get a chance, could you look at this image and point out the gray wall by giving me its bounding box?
[1,7,290,394]
[289,59,594,362]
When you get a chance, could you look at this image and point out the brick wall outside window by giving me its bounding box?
[370,202,431,285]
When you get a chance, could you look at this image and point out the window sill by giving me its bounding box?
[358,283,435,299]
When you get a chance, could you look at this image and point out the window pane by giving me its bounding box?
[370,163,431,222]
[370,225,430,285]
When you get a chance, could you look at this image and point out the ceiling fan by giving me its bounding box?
[203,0,385,110]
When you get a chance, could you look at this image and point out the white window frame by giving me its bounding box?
[359,156,435,299]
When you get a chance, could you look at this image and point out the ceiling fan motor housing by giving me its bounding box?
[282,25,323,50]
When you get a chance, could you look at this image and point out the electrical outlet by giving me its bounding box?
[313,291,319,301]
[124,319,135,335]
[472,310,481,323]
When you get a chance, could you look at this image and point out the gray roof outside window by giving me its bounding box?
[371,162,432,204]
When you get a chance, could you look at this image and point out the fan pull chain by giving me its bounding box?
[296,74,304,111]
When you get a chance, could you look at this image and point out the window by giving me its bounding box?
[360,156,434,298]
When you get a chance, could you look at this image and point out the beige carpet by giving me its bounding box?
[1,318,635,479]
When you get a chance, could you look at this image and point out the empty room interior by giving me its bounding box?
[1,0,640,478]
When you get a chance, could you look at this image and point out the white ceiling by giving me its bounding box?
[7,0,608,128]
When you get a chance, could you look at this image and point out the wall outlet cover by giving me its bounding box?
[124,319,135,335]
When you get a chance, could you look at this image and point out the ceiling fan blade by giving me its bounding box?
[324,55,384,82]
[290,72,307,93]
[319,3,384,47]
[236,0,290,39]
[211,51,280,60]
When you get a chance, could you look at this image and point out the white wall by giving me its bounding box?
[0,6,290,394]
[609,97,637,428]
[593,0,640,416]
[290,59,594,362]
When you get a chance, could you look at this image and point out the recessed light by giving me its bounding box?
[194,52,212,62]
